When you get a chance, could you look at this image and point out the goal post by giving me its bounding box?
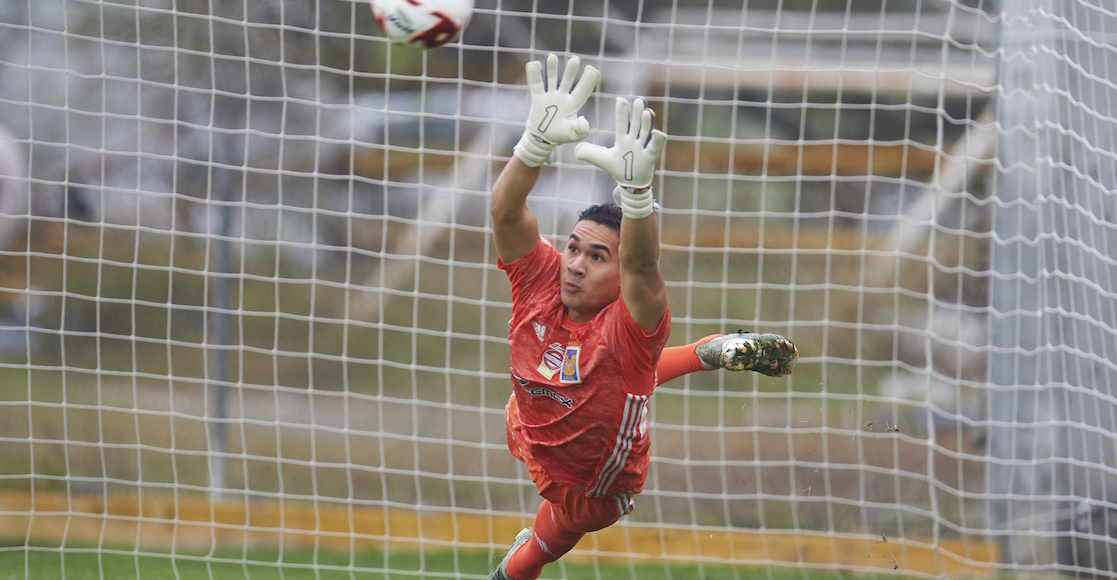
[989,1,1117,573]
[0,0,1115,578]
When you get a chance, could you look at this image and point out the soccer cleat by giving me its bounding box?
[695,331,798,377]
[489,527,533,580]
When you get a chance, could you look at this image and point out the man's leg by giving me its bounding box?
[503,501,585,580]
[657,332,799,385]
[656,335,720,385]
[496,397,600,579]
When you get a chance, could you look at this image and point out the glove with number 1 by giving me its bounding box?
[513,54,601,168]
[574,97,668,219]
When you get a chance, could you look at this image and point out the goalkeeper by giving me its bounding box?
[489,53,797,580]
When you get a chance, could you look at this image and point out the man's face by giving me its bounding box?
[560,220,621,323]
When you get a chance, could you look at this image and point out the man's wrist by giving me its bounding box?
[513,131,554,167]
[613,184,658,219]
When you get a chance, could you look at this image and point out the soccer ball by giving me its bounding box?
[370,0,473,50]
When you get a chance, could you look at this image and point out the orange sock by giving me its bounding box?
[505,501,584,580]
[656,335,720,385]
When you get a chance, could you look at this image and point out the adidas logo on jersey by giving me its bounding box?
[532,320,546,342]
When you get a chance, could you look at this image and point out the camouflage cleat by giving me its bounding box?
[696,331,798,377]
[490,527,533,580]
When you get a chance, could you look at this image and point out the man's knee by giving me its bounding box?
[550,496,623,534]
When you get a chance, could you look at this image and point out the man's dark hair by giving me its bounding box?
[577,202,623,233]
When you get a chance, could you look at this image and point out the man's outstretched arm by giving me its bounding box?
[491,54,599,264]
[575,97,668,331]
[618,204,667,332]
[491,158,542,264]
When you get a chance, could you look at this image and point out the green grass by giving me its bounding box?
[0,543,887,580]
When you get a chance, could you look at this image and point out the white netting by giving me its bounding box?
[0,0,1115,578]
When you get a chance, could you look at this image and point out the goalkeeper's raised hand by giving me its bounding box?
[574,97,668,219]
[513,53,601,168]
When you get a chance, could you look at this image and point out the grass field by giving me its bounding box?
[1,542,904,580]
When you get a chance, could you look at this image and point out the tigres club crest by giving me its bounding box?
[537,342,564,380]
[560,341,581,384]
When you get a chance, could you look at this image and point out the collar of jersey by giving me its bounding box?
[561,312,591,332]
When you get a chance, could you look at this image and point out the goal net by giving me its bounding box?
[0,0,1113,578]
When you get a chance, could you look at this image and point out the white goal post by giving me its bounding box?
[0,0,1114,578]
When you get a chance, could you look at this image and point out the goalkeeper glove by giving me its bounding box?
[513,53,601,168]
[574,96,668,219]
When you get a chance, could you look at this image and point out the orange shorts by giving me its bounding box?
[504,394,627,534]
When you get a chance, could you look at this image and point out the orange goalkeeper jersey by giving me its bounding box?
[498,236,671,497]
